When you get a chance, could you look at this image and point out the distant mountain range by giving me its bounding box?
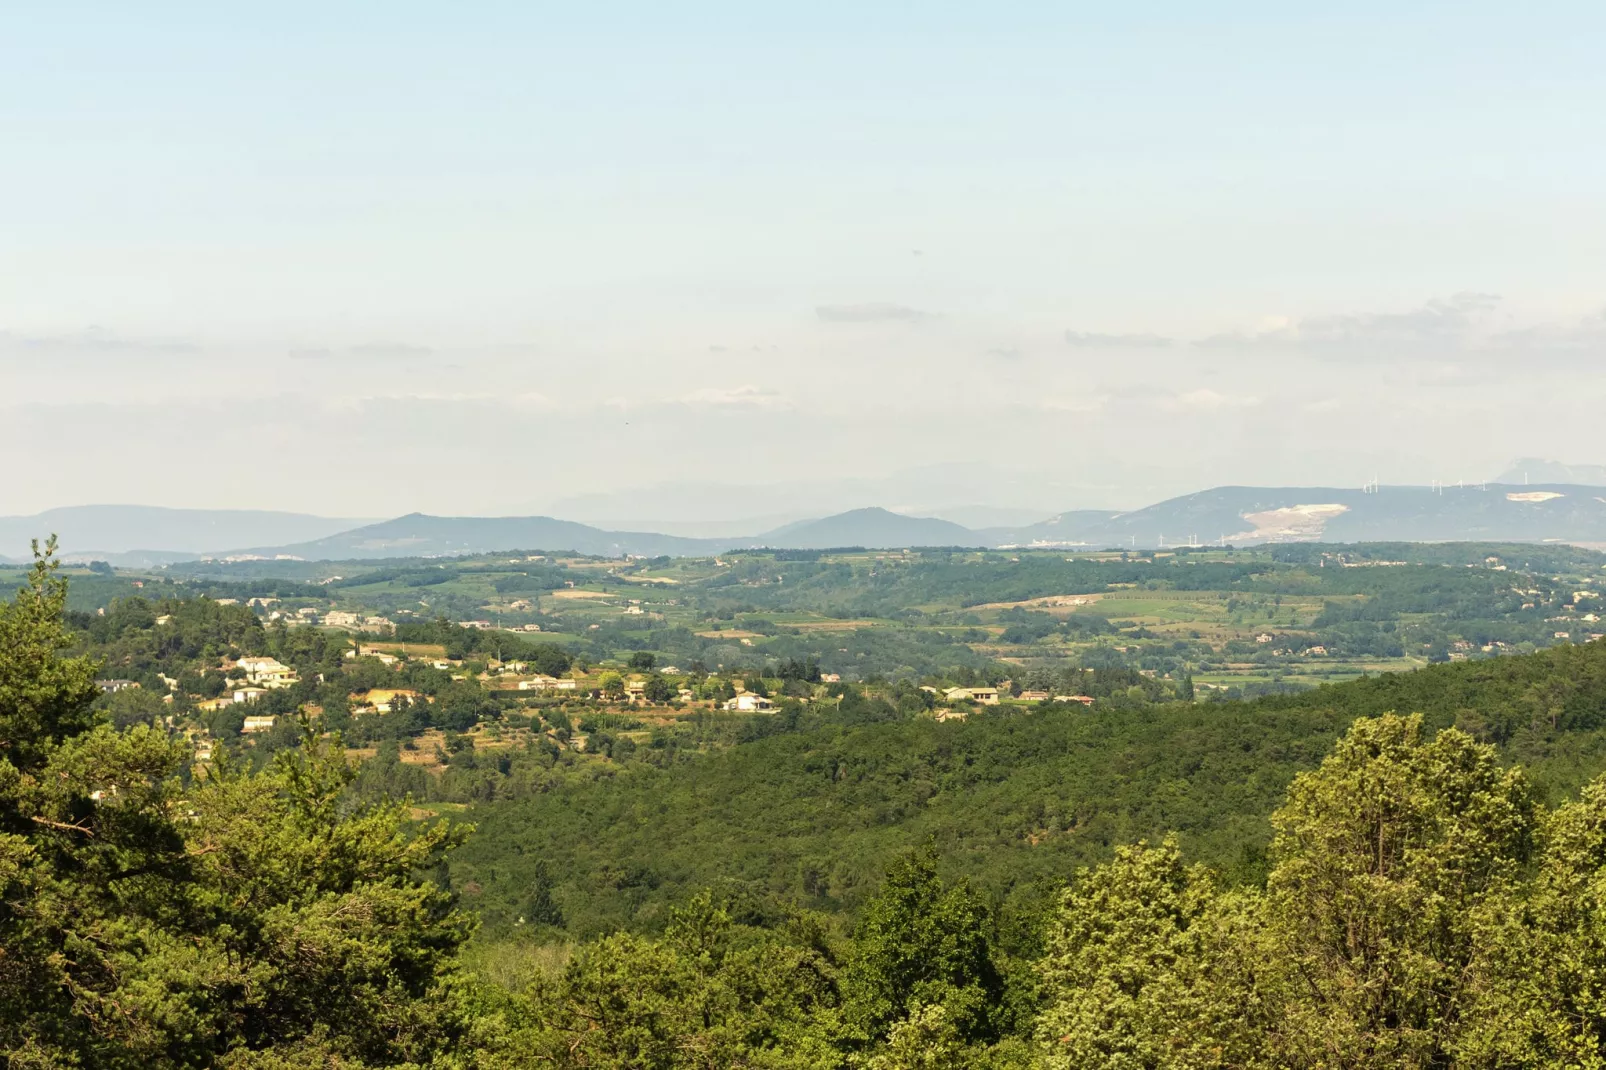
[244,513,721,561]
[0,506,373,565]
[984,485,1606,548]
[6,484,1606,566]
[233,507,976,561]
[1495,458,1606,486]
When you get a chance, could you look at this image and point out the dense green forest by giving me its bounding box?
[13,542,1606,1066]
[448,640,1606,940]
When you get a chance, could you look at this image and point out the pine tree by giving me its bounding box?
[0,541,476,1068]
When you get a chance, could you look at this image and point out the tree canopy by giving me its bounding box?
[0,543,472,1068]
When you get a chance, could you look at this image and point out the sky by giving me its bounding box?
[4,1,1606,524]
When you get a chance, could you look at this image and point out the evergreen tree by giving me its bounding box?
[841,847,1005,1048]
[0,542,474,1068]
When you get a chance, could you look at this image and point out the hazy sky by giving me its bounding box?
[4,2,1606,521]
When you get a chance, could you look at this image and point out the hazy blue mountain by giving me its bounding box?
[540,463,1089,530]
[995,485,1606,548]
[756,507,979,549]
[0,505,371,559]
[19,483,1606,566]
[248,513,731,560]
[546,512,811,540]
[975,509,1123,546]
[1496,458,1606,486]
[233,507,980,560]
[925,504,1055,529]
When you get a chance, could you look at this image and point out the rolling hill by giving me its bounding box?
[242,513,728,560]
[755,507,978,549]
[245,508,983,560]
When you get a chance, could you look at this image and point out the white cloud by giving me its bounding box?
[1490,307,1606,353]
[1161,388,1260,410]
[349,342,436,359]
[1039,395,1108,413]
[289,342,437,360]
[1064,330,1172,348]
[815,303,937,324]
[678,385,784,408]
[1197,292,1501,351]
[0,327,197,356]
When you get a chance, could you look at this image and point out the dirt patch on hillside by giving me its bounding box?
[971,594,1105,612]
[1233,503,1349,541]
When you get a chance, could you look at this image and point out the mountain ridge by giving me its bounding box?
[0,505,374,559]
[9,485,1606,564]
[991,484,1606,548]
[754,507,978,549]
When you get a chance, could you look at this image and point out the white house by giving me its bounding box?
[943,686,999,705]
[237,656,296,688]
[724,694,774,712]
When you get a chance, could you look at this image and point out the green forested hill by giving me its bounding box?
[452,641,1606,938]
[17,544,1606,1066]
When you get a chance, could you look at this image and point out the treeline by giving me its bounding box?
[1270,539,1606,571]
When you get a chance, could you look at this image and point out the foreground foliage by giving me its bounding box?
[1038,713,1606,1068]
[1,543,471,1068]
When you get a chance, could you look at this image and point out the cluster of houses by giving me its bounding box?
[516,675,580,692]
[917,684,1095,708]
[238,656,297,688]
[457,619,546,633]
[254,605,394,630]
[189,656,303,712]
[1015,691,1095,706]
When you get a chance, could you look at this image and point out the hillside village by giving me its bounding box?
[94,625,1094,774]
[33,539,1602,796]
